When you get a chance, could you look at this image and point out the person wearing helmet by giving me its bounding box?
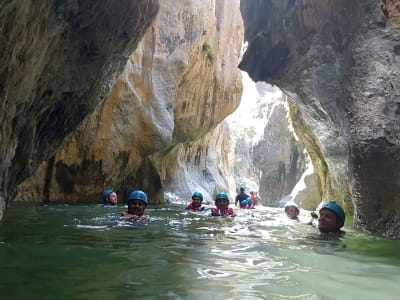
[103,189,118,206]
[186,192,205,211]
[283,201,318,224]
[284,201,300,220]
[211,192,235,216]
[121,190,149,221]
[240,197,252,209]
[235,186,250,207]
[249,191,258,208]
[318,201,345,236]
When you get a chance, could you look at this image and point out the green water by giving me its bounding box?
[1,204,400,300]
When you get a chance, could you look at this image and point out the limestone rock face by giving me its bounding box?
[239,0,400,237]
[15,0,243,204]
[290,163,321,211]
[151,122,237,204]
[251,91,306,205]
[0,1,159,212]
[228,80,307,205]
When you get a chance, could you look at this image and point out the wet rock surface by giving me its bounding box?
[240,0,400,237]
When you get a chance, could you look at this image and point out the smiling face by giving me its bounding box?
[127,200,146,216]
[191,197,202,208]
[215,199,229,210]
[318,208,342,233]
[285,206,299,220]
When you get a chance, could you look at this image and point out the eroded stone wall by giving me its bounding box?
[240,0,400,237]
[14,0,243,204]
[0,0,159,213]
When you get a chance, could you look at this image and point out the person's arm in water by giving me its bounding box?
[302,212,318,225]
[121,212,149,221]
[211,208,220,216]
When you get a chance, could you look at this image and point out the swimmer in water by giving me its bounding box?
[284,201,300,220]
[121,190,149,222]
[211,192,235,217]
[284,201,318,225]
[317,201,345,237]
[239,197,252,209]
[103,189,118,206]
[185,191,205,211]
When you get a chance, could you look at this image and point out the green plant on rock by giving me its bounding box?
[202,42,216,61]
[288,100,300,123]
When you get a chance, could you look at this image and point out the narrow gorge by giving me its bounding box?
[1,0,400,238]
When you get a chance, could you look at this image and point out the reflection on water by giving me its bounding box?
[1,204,400,300]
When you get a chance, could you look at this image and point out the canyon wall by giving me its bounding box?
[14,0,244,204]
[240,0,400,237]
[0,0,159,214]
[227,80,308,206]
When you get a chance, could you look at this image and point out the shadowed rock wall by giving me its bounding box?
[0,1,159,213]
[239,0,400,237]
[14,0,243,204]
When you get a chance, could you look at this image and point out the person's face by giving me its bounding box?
[192,197,202,208]
[216,199,229,209]
[109,192,118,204]
[318,208,340,233]
[285,206,299,220]
[128,200,145,215]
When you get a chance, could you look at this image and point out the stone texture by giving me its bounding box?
[228,80,306,205]
[152,122,236,204]
[14,0,243,204]
[239,0,400,237]
[251,90,305,205]
[0,0,159,214]
[290,162,321,211]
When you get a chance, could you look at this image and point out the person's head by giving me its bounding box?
[215,192,229,209]
[240,197,251,208]
[103,189,118,205]
[318,201,345,233]
[284,201,299,220]
[239,186,245,193]
[191,192,203,208]
[250,191,254,195]
[127,190,148,216]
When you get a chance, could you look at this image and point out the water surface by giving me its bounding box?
[1,204,400,300]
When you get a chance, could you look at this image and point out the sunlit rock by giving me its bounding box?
[152,122,236,205]
[227,77,307,205]
[14,0,243,204]
[290,162,321,211]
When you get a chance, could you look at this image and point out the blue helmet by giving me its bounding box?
[128,190,148,205]
[320,201,345,224]
[215,192,229,201]
[240,198,251,206]
[103,189,114,201]
[192,192,203,201]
